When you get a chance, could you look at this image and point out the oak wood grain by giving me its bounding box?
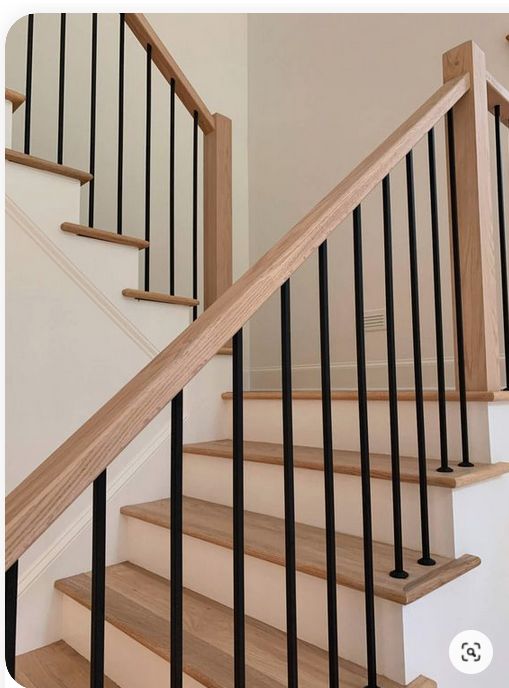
[16,640,120,688]
[182,438,509,489]
[487,70,509,126]
[204,113,233,308]
[221,389,509,402]
[5,75,469,570]
[443,42,500,390]
[6,149,93,185]
[120,497,480,605]
[124,14,215,134]
[61,222,148,249]
[122,288,198,307]
[5,88,25,112]
[55,562,435,688]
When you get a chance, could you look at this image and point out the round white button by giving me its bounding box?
[449,630,493,675]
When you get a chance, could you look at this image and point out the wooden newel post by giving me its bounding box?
[204,113,233,309]
[443,41,501,391]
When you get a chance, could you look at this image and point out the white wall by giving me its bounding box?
[5,13,249,303]
[247,14,509,389]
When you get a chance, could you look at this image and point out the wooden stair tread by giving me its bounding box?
[222,389,509,402]
[61,222,148,249]
[55,562,435,688]
[122,288,198,307]
[121,496,480,605]
[16,640,120,688]
[183,439,509,488]
[5,88,25,111]
[5,149,92,185]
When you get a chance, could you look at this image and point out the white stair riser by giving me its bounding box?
[5,99,13,147]
[120,519,407,684]
[224,398,505,463]
[6,163,192,350]
[60,595,203,688]
[183,453,455,557]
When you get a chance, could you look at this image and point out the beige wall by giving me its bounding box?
[6,13,249,305]
[247,14,509,389]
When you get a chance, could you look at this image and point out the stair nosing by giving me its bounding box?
[6,148,93,185]
[61,222,149,249]
[120,496,481,605]
[122,288,199,307]
[182,439,509,489]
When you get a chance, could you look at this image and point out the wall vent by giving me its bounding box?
[364,309,386,332]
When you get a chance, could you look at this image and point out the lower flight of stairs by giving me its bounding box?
[15,430,509,688]
[17,559,436,688]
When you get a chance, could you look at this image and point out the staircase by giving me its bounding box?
[5,14,509,688]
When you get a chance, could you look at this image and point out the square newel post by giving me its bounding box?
[204,112,233,309]
[443,41,501,391]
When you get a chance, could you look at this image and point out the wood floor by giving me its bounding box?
[222,389,509,402]
[53,562,435,688]
[120,496,480,605]
[183,439,509,488]
[16,640,120,688]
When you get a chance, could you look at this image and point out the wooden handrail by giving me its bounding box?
[5,73,469,570]
[125,13,215,134]
[487,70,509,126]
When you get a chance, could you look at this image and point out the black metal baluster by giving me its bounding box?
[144,44,152,292]
[406,151,438,566]
[318,241,339,688]
[169,78,176,295]
[57,13,66,164]
[24,14,34,154]
[88,14,98,227]
[117,13,125,235]
[447,110,473,468]
[5,561,19,679]
[192,111,199,320]
[90,469,106,688]
[382,175,408,579]
[280,281,299,688]
[427,128,450,477]
[171,390,184,688]
[495,105,509,389]
[232,330,246,687]
[353,206,379,688]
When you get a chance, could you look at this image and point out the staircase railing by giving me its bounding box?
[10,12,232,316]
[5,38,509,688]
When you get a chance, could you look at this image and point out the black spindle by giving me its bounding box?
[171,390,184,688]
[169,78,176,295]
[280,281,299,688]
[88,14,98,227]
[192,111,199,320]
[406,151,437,566]
[447,110,473,468]
[144,44,152,292]
[495,105,509,389]
[57,13,66,164]
[24,14,34,154]
[5,561,19,679]
[428,128,450,477]
[117,13,125,235]
[382,175,408,579]
[232,330,246,687]
[318,241,339,688]
[90,470,107,688]
[353,206,379,688]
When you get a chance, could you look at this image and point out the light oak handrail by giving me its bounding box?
[5,73,470,570]
[125,13,215,134]
[486,70,509,127]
